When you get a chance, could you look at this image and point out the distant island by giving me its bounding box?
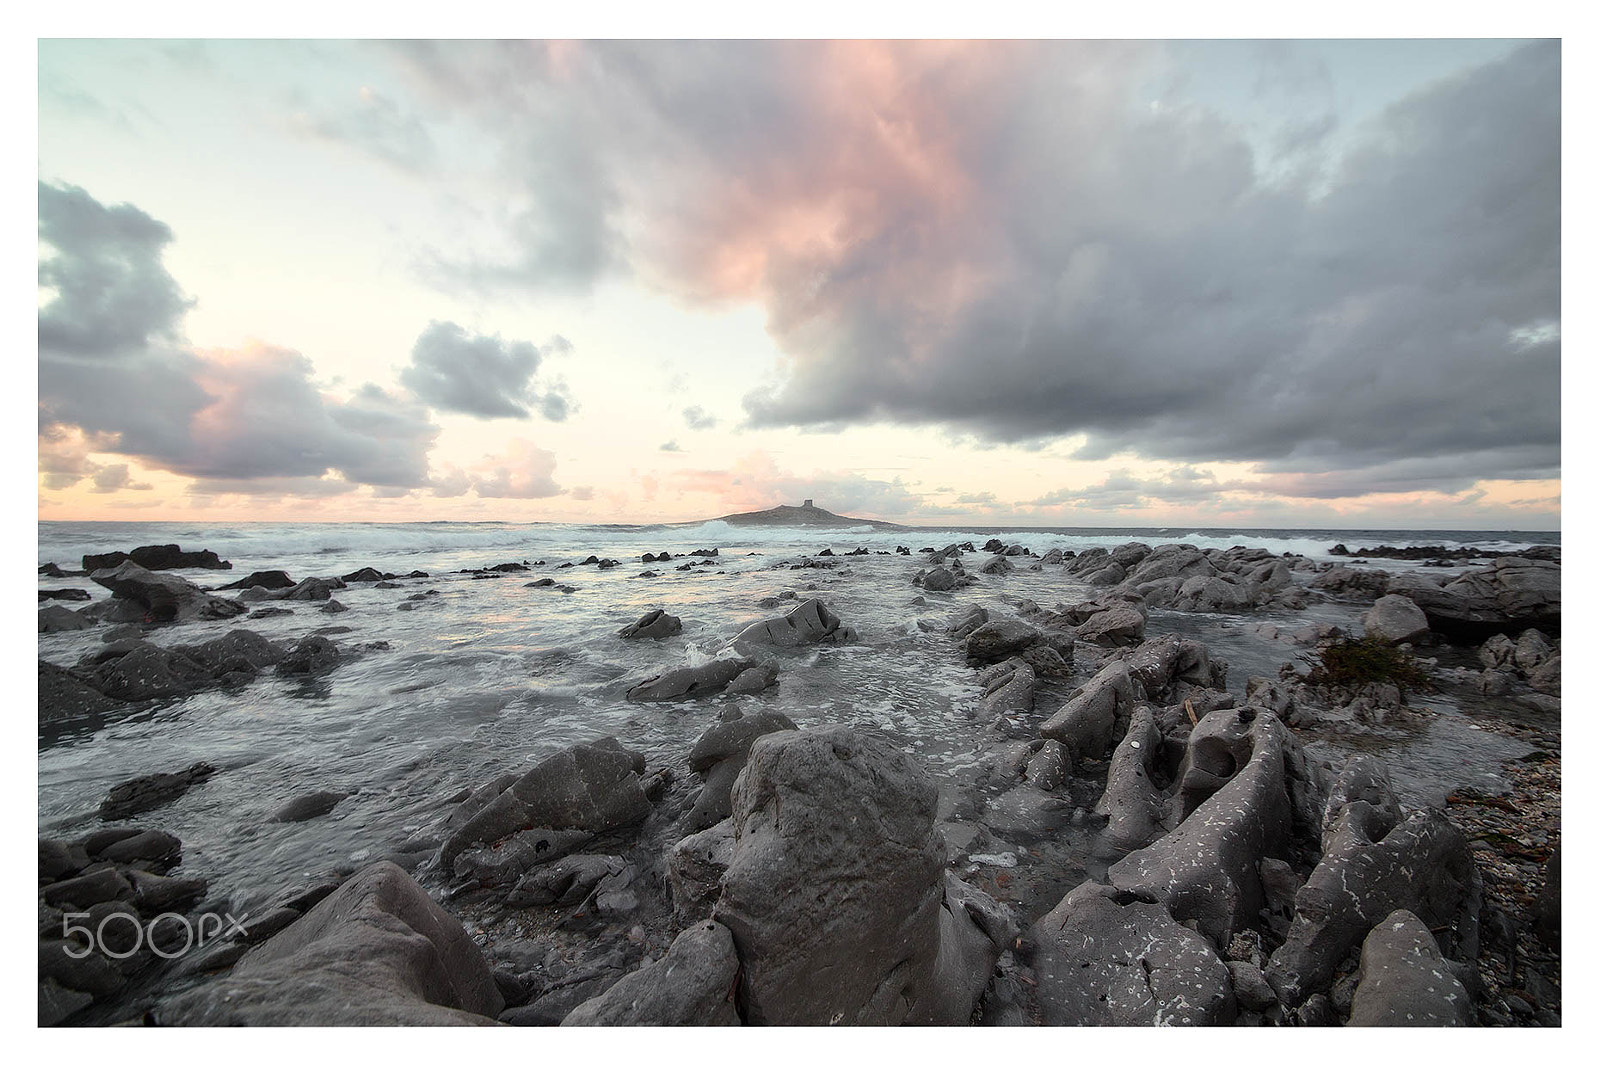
[713,499,906,529]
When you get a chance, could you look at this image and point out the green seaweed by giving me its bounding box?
[1306,635,1432,697]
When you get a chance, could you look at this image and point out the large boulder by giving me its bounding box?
[1347,910,1473,1026]
[1106,708,1324,946]
[89,561,246,624]
[158,861,502,1025]
[727,598,856,650]
[625,656,768,702]
[439,739,651,872]
[1094,705,1167,855]
[1025,884,1236,1025]
[1265,806,1481,1008]
[712,727,947,1024]
[562,920,741,1026]
[964,619,1043,665]
[1386,557,1560,641]
[1363,595,1431,645]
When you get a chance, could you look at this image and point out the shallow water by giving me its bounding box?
[38,521,1554,914]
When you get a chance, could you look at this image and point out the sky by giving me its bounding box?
[35,36,1562,529]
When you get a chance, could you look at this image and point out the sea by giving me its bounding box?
[37,521,1559,918]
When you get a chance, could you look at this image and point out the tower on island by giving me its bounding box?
[802,499,814,508]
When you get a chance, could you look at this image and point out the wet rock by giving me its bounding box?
[626,656,767,702]
[248,606,294,620]
[1347,910,1472,1026]
[978,554,1013,575]
[42,867,132,909]
[724,663,778,695]
[38,605,93,634]
[563,920,741,1026]
[947,605,989,640]
[964,619,1046,665]
[39,587,92,602]
[38,660,124,721]
[158,861,503,1025]
[84,544,231,572]
[1265,807,1481,1008]
[218,570,296,591]
[1071,599,1148,646]
[439,739,651,872]
[271,790,349,823]
[1386,557,1560,641]
[454,828,593,887]
[97,829,183,866]
[1025,884,1236,1025]
[617,608,683,640]
[728,598,856,650]
[1363,595,1430,645]
[275,635,341,676]
[685,711,798,833]
[339,567,391,583]
[921,567,956,592]
[99,763,216,820]
[39,977,95,1025]
[90,561,246,624]
[507,854,627,907]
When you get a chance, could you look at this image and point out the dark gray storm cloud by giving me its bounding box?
[39,182,440,492]
[401,320,572,420]
[382,40,1558,497]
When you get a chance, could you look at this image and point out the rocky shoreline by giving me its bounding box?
[38,538,1560,1027]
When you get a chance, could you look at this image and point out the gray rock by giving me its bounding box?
[724,663,779,695]
[1039,661,1134,758]
[1026,884,1236,1025]
[1363,595,1430,645]
[1265,806,1481,1008]
[562,921,741,1026]
[947,605,989,639]
[38,660,124,721]
[39,977,95,1025]
[978,658,1036,722]
[38,605,92,633]
[1095,705,1167,854]
[1107,709,1322,946]
[727,598,856,650]
[964,619,1042,665]
[275,635,341,676]
[271,790,349,823]
[1348,909,1472,1026]
[1227,960,1278,1013]
[439,739,650,872]
[99,763,216,820]
[158,861,502,1025]
[978,554,1013,575]
[89,561,246,624]
[1513,628,1552,672]
[626,656,764,702]
[507,854,627,907]
[669,819,736,924]
[454,828,593,887]
[921,566,956,592]
[617,608,683,640]
[1387,557,1560,641]
[713,727,947,1025]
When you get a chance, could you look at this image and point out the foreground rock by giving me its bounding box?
[684,711,797,833]
[1363,595,1431,645]
[713,726,1012,1025]
[1024,885,1236,1025]
[562,921,741,1026]
[159,861,502,1025]
[1347,910,1473,1026]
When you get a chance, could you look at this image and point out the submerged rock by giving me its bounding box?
[617,608,683,640]
[727,598,856,650]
